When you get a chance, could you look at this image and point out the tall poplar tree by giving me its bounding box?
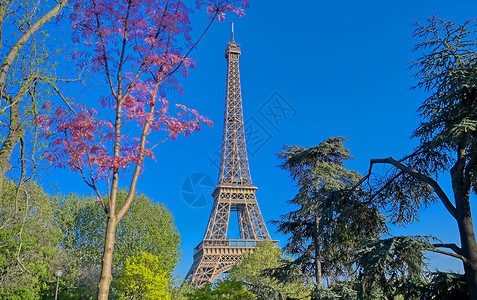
[0,0,69,196]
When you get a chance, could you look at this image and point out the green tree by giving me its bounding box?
[0,180,66,299]
[229,241,310,299]
[0,0,69,196]
[355,236,431,299]
[422,272,469,299]
[54,190,181,296]
[168,278,196,300]
[363,16,477,299]
[275,137,386,285]
[187,278,255,300]
[114,252,171,300]
[310,283,358,300]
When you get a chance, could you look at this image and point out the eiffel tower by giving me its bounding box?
[185,24,276,287]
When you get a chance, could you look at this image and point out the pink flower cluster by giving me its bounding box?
[39,0,247,186]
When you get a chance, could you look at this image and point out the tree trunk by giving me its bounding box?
[97,214,117,300]
[451,151,477,300]
[312,214,322,285]
[458,215,477,300]
[0,100,24,196]
[454,189,477,299]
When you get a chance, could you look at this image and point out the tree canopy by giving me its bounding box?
[0,180,66,299]
[114,252,171,300]
[229,240,310,299]
[54,190,181,296]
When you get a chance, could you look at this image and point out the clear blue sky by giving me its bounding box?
[46,0,477,277]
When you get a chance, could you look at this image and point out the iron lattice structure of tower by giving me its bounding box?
[185,27,276,287]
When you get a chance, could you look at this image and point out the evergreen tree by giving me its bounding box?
[364,16,477,299]
[275,137,386,285]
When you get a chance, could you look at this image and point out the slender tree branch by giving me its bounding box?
[1,74,36,113]
[116,0,133,95]
[24,121,40,183]
[116,94,155,222]
[15,188,30,273]
[92,0,117,99]
[43,80,77,115]
[149,133,171,151]
[126,0,171,97]
[398,146,423,162]
[369,170,404,201]
[426,247,468,264]
[343,172,370,200]
[0,0,16,55]
[14,137,26,213]
[0,217,11,230]
[166,9,219,78]
[0,0,69,103]
[116,19,177,221]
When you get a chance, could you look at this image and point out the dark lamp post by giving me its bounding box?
[54,270,63,300]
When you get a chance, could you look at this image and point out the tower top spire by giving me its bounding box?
[225,22,240,58]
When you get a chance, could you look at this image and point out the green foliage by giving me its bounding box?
[187,278,255,300]
[167,277,196,300]
[56,190,181,270]
[114,252,171,300]
[355,236,431,299]
[229,241,310,299]
[229,241,281,284]
[0,181,182,299]
[275,137,386,283]
[54,189,181,296]
[311,283,358,300]
[0,180,66,299]
[422,272,469,299]
[411,16,477,166]
[55,193,105,264]
[113,191,181,273]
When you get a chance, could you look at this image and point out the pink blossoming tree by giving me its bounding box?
[36,0,248,298]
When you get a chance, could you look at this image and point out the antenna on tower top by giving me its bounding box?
[231,22,234,42]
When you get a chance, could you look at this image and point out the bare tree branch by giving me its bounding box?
[433,242,462,255]
[426,247,468,264]
[43,79,77,115]
[369,157,457,219]
[369,170,404,201]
